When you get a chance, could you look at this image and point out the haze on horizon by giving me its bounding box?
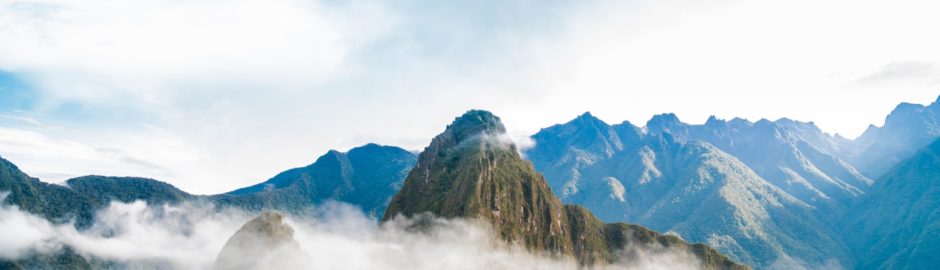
[0,0,938,194]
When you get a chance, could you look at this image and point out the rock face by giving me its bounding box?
[383,110,747,269]
[842,139,940,269]
[214,212,311,270]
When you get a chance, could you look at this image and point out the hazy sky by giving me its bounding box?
[1,0,938,194]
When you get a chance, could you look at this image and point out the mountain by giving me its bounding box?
[643,113,870,210]
[0,156,184,229]
[0,144,415,268]
[218,143,417,217]
[526,113,852,268]
[214,212,311,270]
[526,112,628,199]
[66,175,194,207]
[843,138,940,269]
[1,143,415,224]
[0,157,181,269]
[848,96,940,178]
[383,110,746,269]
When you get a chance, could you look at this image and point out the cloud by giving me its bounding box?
[0,0,394,95]
[768,254,844,270]
[0,125,186,182]
[0,197,705,269]
[855,61,939,85]
[2,0,940,193]
[0,0,574,193]
[0,193,61,258]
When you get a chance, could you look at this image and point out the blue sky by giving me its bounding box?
[1,0,939,194]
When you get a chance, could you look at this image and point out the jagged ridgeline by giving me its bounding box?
[382,110,747,269]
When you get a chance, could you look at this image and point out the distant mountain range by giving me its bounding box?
[3,96,940,269]
[524,96,940,269]
[525,113,850,268]
[0,143,416,225]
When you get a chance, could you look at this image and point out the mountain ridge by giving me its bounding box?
[848,96,940,178]
[526,112,853,268]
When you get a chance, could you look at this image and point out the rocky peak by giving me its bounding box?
[444,110,507,143]
[646,113,688,136]
[647,113,681,127]
[574,111,605,126]
[705,115,725,127]
[214,212,311,270]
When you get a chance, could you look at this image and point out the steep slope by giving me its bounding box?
[527,112,628,199]
[843,139,940,269]
[849,96,940,178]
[643,114,869,210]
[526,114,852,268]
[217,143,416,217]
[383,110,746,269]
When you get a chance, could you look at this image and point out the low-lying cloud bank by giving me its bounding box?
[0,194,702,270]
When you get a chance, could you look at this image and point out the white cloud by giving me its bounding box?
[0,0,938,193]
[0,198,703,270]
[0,0,396,96]
[0,193,61,258]
[0,125,197,182]
[856,61,939,85]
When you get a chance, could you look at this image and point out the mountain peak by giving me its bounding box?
[705,115,725,126]
[648,113,681,125]
[347,143,403,156]
[314,149,349,167]
[445,110,507,142]
[214,212,311,269]
[892,102,926,114]
[646,113,688,136]
[572,111,610,127]
[577,111,597,120]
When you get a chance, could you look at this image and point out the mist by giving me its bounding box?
[0,195,703,270]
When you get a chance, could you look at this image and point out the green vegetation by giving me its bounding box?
[217,143,416,217]
[842,139,940,269]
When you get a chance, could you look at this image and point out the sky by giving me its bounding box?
[0,0,938,194]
